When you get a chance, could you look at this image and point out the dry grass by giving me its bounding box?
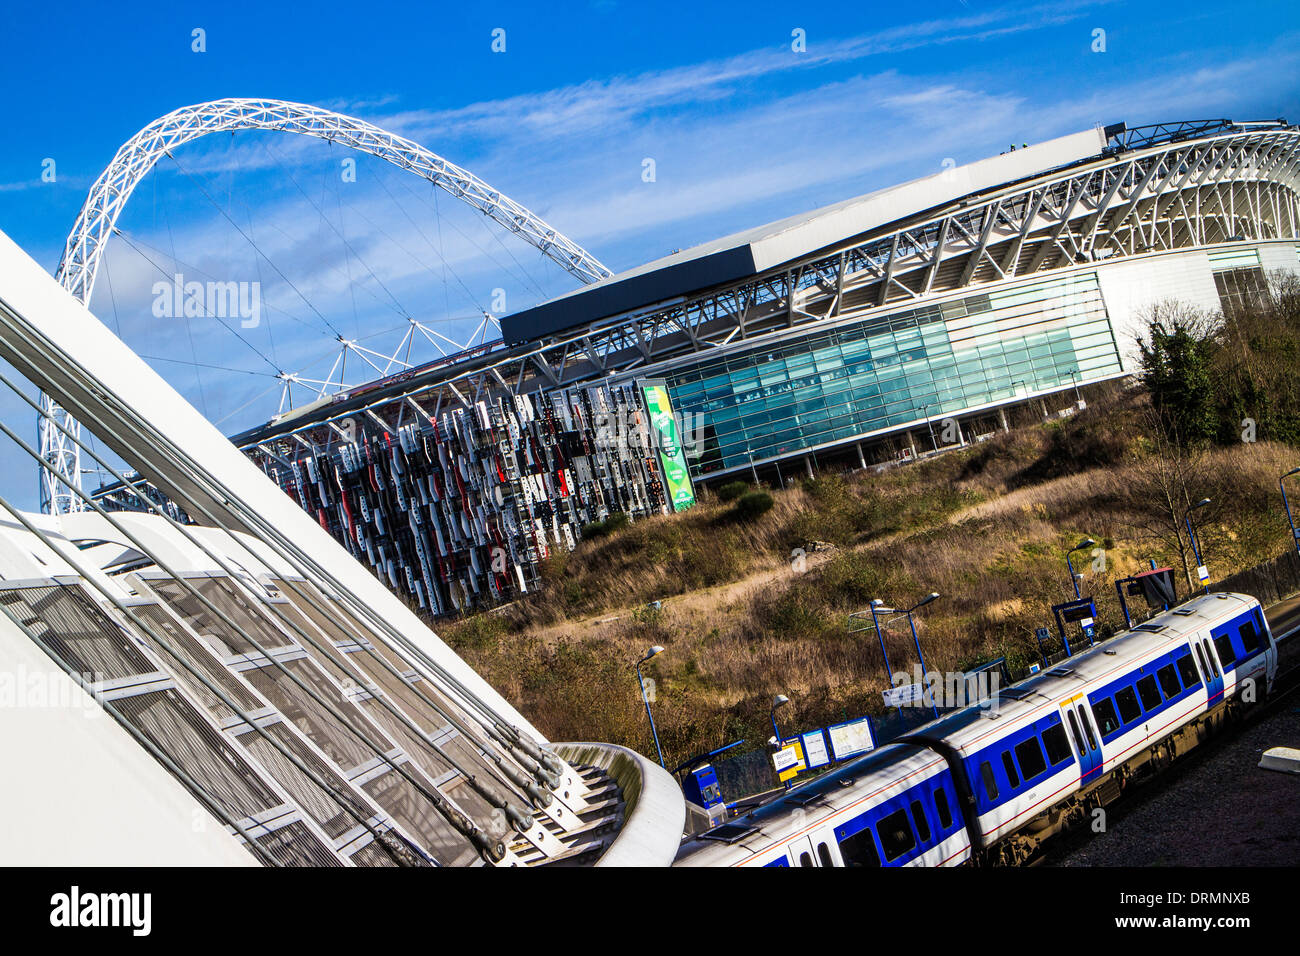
[440,386,1300,767]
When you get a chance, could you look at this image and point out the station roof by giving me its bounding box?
[502,126,1109,344]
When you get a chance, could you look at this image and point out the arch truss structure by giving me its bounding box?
[41,97,613,514]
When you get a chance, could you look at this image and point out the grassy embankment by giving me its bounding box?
[440,385,1298,767]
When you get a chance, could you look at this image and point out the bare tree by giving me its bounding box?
[1125,400,1225,591]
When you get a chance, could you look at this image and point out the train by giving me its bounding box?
[674,591,1277,867]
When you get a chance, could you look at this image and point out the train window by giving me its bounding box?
[1238,621,1262,655]
[1014,737,1048,780]
[1202,639,1221,678]
[877,808,917,862]
[1176,652,1200,689]
[817,842,835,867]
[1092,697,1120,736]
[1194,643,1211,681]
[1077,705,1098,751]
[1115,686,1142,724]
[1157,663,1181,698]
[799,851,813,867]
[1042,723,1073,765]
[980,761,998,802]
[1066,711,1085,753]
[1136,675,1162,712]
[910,800,931,844]
[1214,634,1236,668]
[837,827,881,867]
[934,786,953,829]
[1001,750,1020,788]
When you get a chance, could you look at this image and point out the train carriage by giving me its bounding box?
[674,592,1276,868]
[674,743,972,867]
[906,592,1276,862]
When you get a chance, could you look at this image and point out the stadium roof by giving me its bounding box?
[502,126,1109,344]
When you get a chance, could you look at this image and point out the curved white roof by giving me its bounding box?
[503,127,1108,343]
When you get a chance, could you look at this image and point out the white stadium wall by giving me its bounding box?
[1095,250,1225,372]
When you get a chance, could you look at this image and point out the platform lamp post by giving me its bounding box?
[1185,498,1212,594]
[1065,538,1097,600]
[636,646,666,768]
[770,694,790,743]
[770,694,793,789]
[919,404,937,451]
[744,444,760,486]
[1281,468,1300,558]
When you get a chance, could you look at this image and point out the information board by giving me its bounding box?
[801,730,830,769]
[827,717,875,761]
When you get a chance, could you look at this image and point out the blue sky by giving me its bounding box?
[0,0,1297,507]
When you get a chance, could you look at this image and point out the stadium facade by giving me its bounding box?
[203,119,1300,618]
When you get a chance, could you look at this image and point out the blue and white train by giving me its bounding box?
[674,592,1277,867]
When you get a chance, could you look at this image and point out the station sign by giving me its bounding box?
[772,739,806,782]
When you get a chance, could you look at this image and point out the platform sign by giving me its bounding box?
[640,379,696,512]
[773,739,806,782]
[1197,564,1210,584]
[1121,567,1177,609]
[801,730,831,770]
[827,717,875,762]
[883,682,924,708]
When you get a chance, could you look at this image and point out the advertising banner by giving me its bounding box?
[640,378,697,512]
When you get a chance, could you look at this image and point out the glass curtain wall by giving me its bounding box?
[665,272,1121,476]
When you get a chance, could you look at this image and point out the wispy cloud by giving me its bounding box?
[380,0,1110,145]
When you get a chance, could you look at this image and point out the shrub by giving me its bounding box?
[734,491,774,520]
[717,480,750,502]
[580,512,628,539]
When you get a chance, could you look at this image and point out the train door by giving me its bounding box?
[787,835,819,867]
[1258,608,1279,690]
[1061,695,1103,784]
[1195,637,1225,706]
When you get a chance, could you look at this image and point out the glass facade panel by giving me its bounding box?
[666,272,1121,476]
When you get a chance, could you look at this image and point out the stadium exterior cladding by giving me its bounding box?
[223,118,1300,616]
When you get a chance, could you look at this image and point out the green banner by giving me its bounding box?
[640,380,696,512]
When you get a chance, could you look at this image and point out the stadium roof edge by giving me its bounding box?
[501,125,1111,345]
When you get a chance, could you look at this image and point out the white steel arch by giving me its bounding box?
[41,97,613,514]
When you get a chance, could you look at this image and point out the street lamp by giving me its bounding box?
[770,694,790,743]
[636,646,666,767]
[919,404,937,451]
[1066,538,1097,600]
[1281,468,1300,558]
[1184,498,1212,594]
